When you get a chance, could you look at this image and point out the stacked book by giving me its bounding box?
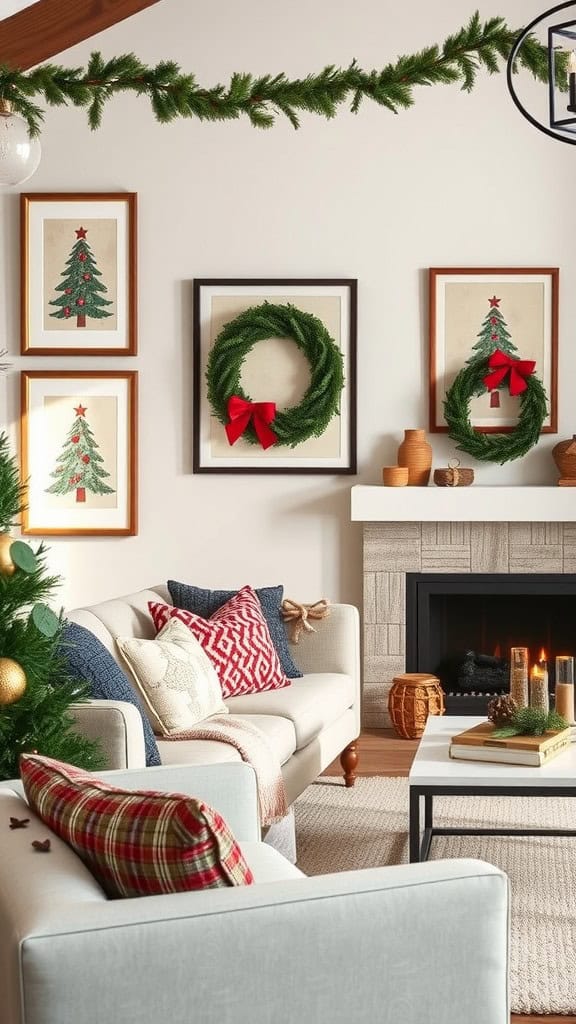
[449,721,571,766]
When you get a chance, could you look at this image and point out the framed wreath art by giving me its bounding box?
[193,279,357,474]
[429,267,558,435]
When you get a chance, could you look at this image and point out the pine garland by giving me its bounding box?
[207,302,344,448]
[492,706,568,738]
[0,12,567,137]
[443,358,548,465]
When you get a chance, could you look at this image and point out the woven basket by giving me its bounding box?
[433,465,474,487]
[382,466,409,486]
[388,674,445,739]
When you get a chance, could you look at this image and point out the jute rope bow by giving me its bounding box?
[448,458,460,486]
[281,598,330,644]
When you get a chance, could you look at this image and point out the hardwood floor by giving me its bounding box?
[323,729,575,1024]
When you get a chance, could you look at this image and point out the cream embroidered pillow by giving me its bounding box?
[116,618,228,736]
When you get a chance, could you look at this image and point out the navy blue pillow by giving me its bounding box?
[167,580,303,679]
[58,620,161,767]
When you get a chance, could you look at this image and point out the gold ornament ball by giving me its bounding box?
[0,657,27,705]
[0,533,15,576]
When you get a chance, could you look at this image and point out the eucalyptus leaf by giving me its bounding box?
[10,540,38,574]
[31,603,59,638]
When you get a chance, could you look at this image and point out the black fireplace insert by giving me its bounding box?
[405,572,576,715]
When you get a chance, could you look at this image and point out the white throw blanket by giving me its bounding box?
[163,715,288,826]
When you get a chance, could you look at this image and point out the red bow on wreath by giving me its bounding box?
[225,395,278,449]
[482,349,536,397]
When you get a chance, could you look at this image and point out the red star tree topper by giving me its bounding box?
[45,403,115,504]
[465,296,519,409]
[49,226,113,328]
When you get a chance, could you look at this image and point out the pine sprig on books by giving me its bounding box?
[492,707,568,739]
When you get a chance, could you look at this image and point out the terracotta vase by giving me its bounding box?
[552,434,576,486]
[397,429,432,486]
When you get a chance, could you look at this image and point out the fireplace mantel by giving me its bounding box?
[351,485,576,523]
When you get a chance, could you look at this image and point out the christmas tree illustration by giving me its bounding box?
[466,295,519,408]
[49,226,113,328]
[46,404,115,504]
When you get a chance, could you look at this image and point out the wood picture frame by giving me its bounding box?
[193,278,357,474]
[20,192,137,356]
[21,370,138,536]
[429,267,559,434]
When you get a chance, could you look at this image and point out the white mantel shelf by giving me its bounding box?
[351,485,576,523]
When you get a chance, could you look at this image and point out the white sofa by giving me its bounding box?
[67,587,361,807]
[0,761,510,1024]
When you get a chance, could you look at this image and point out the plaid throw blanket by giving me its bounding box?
[163,715,288,827]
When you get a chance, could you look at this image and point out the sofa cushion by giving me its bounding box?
[168,580,303,679]
[116,618,228,736]
[58,620,161,767]
[225,673,355,750]
[20,754,254,898]
[149,587,291,699]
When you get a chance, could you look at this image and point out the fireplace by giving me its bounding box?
[405,572,576,714]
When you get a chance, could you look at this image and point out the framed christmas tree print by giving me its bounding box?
[20,193,137,355]
[429,267,558,434]
[21,371,138,536]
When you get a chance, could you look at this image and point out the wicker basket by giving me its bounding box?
[388,673,445,739]
[382,466,409,486]
[433,462,474,487]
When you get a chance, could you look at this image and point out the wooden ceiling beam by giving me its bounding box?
[0,0,164,71]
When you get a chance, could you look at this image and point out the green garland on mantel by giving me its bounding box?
[0,12,567,137]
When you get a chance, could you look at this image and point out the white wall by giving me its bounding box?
[1,0,574,611]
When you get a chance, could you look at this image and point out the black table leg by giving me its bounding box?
[409,787,421,863]
[424,794,433,830]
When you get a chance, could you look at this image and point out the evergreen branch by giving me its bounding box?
[0,432,26,532]
[0,13,564,137]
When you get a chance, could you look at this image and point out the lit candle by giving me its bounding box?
[530,663,549,713]
[555,655,575,725]
[568,51,576,111]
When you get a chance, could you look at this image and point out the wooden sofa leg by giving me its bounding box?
[340,741,358,788]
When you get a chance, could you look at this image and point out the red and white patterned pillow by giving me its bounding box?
[149,585,291,699]
[20,754,254,899]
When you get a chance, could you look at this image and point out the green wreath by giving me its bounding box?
[443,358,548,464]
[206,302,344,448]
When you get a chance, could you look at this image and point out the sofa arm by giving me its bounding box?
[97,762,260,841]
[18,858,508,1024]
[69,700,146,770]
[288,603,360,681]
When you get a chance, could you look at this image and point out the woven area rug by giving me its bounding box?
[294,776,576,1016]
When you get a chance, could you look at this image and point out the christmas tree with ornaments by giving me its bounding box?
[466,295,519,409]
[46,402,115,503]
[49,225,113,327]
[0,433,104,780]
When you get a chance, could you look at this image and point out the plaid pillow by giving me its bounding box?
[20,754,254,899]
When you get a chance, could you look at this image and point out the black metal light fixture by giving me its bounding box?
[507,0,576,144]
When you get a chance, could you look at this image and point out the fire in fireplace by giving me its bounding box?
[405,573,576,715]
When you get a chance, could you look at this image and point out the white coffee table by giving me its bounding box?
[408,715,576,862]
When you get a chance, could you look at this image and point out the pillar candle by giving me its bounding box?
[555,656,575,725]
[530,664,549,713]
[510,647,529,708]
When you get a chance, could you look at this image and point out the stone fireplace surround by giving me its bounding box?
[351,486,576,728]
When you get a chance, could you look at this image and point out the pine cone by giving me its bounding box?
[487,694,518,727]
